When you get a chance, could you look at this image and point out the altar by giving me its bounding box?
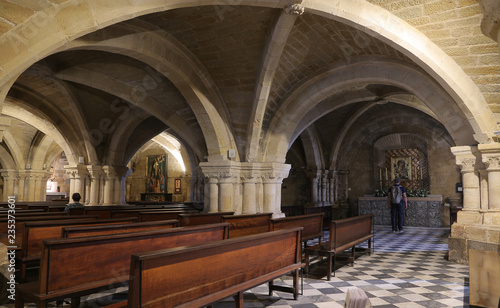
[358,195,443,228]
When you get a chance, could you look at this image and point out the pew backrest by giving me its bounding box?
[222,213,272,238]
[138,210,198,222]
[178,211,234,226]
[270,213,324,242]
[62,220,178,238]
[21,217,138,259]
[328,214,374,252]
[36,223,230,295]
[127,227,303,308]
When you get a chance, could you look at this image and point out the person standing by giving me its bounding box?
[387,177,408,233]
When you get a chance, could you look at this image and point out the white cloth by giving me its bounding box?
[344,287,372,308]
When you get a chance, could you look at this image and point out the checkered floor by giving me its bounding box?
[10,226,471,307]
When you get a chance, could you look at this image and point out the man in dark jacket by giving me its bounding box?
[387,177,408,233]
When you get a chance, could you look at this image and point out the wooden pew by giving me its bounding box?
[108,227,304,308]
[18,217,138,282]
[62,220,178,238]
[138,210,198,222]
[270,213,324,247]
[15,223,230,308]
[178,211,234,226]
[304,214,374,281]
[0,215,98,245]
[222,213,273,238]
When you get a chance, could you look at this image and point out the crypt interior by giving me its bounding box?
[1,0,500,306]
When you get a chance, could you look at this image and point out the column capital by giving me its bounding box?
[86,165,103,178]
[284,3,305,16]
[451,145,481,172]
[65,164,88,178]
[479,143,500,171]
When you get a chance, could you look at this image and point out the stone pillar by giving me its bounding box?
[218,175,234,212]
[208,177,218,213]
[65,164,88,203]
[27,172,36,201]
[308,170,320,206]
[479,170,489,212]
[321,170,328,205]
[87,165,103,206]
[260,163,290,218]
[17,172,27,202]
[479,143,500,225]
[263,180,275,214]
[102,166,115,205]
[0,171,15,201]
[451,146,482,224]
[256,177,264,213]
[242,177,257,214]
[329,172,335,204]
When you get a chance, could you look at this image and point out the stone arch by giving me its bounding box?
[300,127,325,170]
[263,58,481,163]
[1,131,24,168]
[66,21,235,161]
[55,63,207,162]
[0,147,16,170]
[0,0,494,165]
[2,101,77,165]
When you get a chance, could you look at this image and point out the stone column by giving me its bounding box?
[40,173,51,201]
[329,172,335,204]
[218,174,234,212]
[308,170,320,206]
[17,172,27,202]
[479,143,500,225]
[208,177,218,213]
[242,177,257,214]
[87,165,103,206]
[65,164,88,203]
[102,166,115,205]
[27,172,36,201]
[451,146,481,224]
[0,170,15,201]
[479,170,489,212]
[261,163,290,218]
[321,170,328,205]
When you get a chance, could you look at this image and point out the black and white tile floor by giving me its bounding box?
[10,226,471,307]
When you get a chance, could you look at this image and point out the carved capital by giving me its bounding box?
[284,4,305,16]
[479,143,500,171]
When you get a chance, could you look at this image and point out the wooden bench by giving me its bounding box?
[109,227,304,308]
[18,217,138,282]
[222,213,272,238]
[304,214,374,281]
[62,220,178,238]
[178,211,234,226]
[138,210,198,222]
[15,223,230,308]
[270,213,324,247]
[0,215,98,246]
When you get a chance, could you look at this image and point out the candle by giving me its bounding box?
[385,168,388,181]
[379,169,382,181]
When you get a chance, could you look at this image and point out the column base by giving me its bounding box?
[456,210,482,224]
[449,223,500,264]
[483,210,500,225]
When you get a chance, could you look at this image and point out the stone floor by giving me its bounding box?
[8,225,472,307]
